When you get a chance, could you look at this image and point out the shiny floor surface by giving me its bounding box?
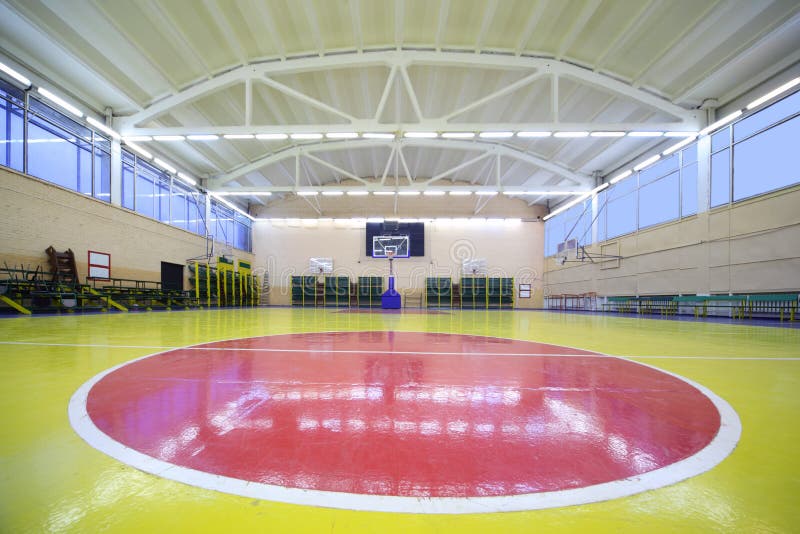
[1,308,799,532]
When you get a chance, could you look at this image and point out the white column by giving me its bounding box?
[109,139,122,206]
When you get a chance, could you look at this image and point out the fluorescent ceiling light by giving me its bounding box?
[698,110,742,137]
[746,77,800,110]
[153,157,177,173]
[542,185,606,221]
[321,191,343,196]
[590,131,625,137]
[86,117,121,139]
[297,191,318,196]
[209,194,254,221]
[123,136,152,142]
[373,191,395,195]
[479,131,514,138]
[475,191,497,196]
[609,170,632,184]
[219,191,272,196]
[662,135,697,156]
[362,133,395,139]
[187,134,219,141]
[176,172,197,186]
[398,191,420,196]
[627,131,664,137]
[37,87,82,117]
[0,61,31,86]
[553,131,589,138]
[346,190,369,196]
[153,135,185,141]
[366,217,384,223]
[223,134,255,139]
[441,132,475,138]
[448,190,472,196]
[633,154,661,171]
[290,133,323,140]
[326,132,359,139]
[422,191,445,196]
[256,133,288,140]
[404,132,438,138]
[124,141,152,159]
[517,131,552,138]
[664,131,696,137]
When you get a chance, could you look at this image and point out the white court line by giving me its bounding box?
[68,332,743,514]
[3,340,798,360]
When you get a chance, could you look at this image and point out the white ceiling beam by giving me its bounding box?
[632,0,727,88]
[211,184,586,193]
[556,0,602,60]
[676,7,800,105]
[260,76,357,122]
[425,152,493,184]
[304,153,370,185]
[442,71,545,121]
[350,0,363,52]
[251,2,286,59]
[594,1,664,71]
[399,65,424,121]
[202,0,248,67]
[380,146,397,185]
[474,0,498,54]
[126,120,693,137]
[209,138,592,188]
[394,0,404,49]
[435,0,450,51]
[374,66,398,120]
[396,146,415,185]
[117,50,699,130]
[514,1,547,55]
[301,0,325,56]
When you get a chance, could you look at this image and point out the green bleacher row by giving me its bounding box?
[290,276,513,309]
[545,293,798,321]
[0,260,259,315]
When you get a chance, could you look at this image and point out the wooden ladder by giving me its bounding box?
[45,246,79,287]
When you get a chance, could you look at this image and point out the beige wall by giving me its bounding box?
[253,218,545,307]
[543,185,800,297]
[0,167,254,287]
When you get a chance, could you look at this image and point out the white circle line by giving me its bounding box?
[68,332,742,514]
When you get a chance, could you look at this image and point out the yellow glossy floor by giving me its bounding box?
[1,307,798,533]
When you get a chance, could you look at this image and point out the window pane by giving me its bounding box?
[0,97,24,171]
[711,128,730,153]
[639,154,678,186]
[596,191,606,242]
[710,148,730,207]
[681,163,697,217]
[734,89,800,142]
[28,116,89,192]
[733,114,800,201]
[681,143,697,166]
[136,165,156,218]
[606,193,636,239]
[94,150,111,202]
[607,176,636,200]
[122,157,135,210]
[639,171,679,229]
[29,98,92,139]
[157,181,170,223]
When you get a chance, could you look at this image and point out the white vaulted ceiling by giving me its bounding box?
[1,0,799,210]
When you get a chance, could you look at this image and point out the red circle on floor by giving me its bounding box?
[86,332,721,498]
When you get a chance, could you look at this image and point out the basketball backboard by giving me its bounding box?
[372,235,410,258]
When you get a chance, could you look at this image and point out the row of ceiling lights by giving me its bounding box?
[122,131,698,143]
[542,75,800,222]
[0,61,199,187]
[260,217,524,224]
[213,190,585,197]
